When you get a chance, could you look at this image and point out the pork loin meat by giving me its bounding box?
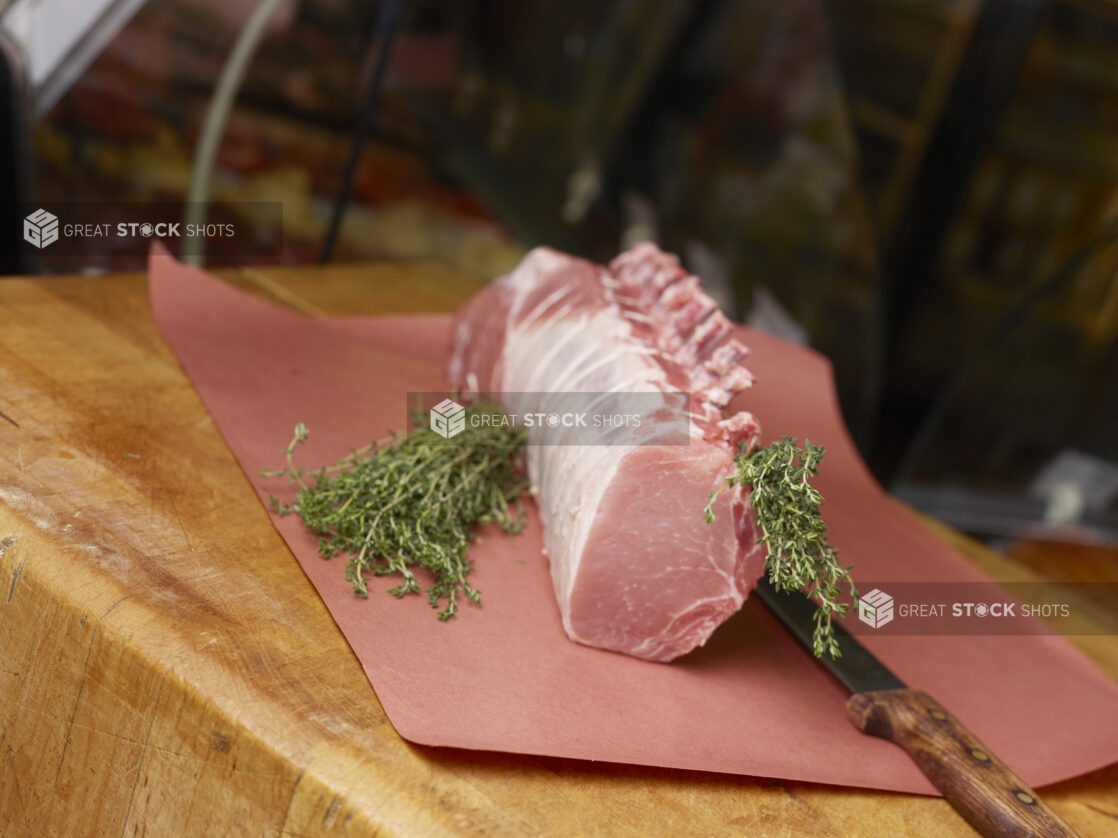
[449,243,766,662]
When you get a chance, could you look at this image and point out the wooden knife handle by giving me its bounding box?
[846,689,1078,838]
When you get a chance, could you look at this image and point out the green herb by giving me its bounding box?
[262,403,528,620]
[265,407,853,653]
[705,436,856,658]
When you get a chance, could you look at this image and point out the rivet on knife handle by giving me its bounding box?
[846,689,1078,838]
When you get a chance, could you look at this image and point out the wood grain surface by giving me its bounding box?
[1,263,1117,837]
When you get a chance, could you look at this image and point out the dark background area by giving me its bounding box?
[3,0,1117,555]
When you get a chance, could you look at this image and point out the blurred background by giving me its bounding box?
[2,0,1116,584]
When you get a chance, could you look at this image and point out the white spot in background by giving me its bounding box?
[1031,449,1118,518]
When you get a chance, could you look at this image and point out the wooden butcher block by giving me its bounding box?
[1,263,1117,837]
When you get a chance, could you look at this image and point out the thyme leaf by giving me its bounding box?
[705,436,857,658]
[262,403,528,620]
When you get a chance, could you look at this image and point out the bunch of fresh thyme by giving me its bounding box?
[705,436,857,658]
[266,406,854,656]
[263,404,528,620]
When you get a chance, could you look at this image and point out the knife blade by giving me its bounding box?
[755,577,1079,838]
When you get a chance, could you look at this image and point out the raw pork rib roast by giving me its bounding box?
[449,243,766,661]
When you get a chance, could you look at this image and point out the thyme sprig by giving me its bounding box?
[705,436,857,658]
[264,405,853,654]
[263,403,528,620]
